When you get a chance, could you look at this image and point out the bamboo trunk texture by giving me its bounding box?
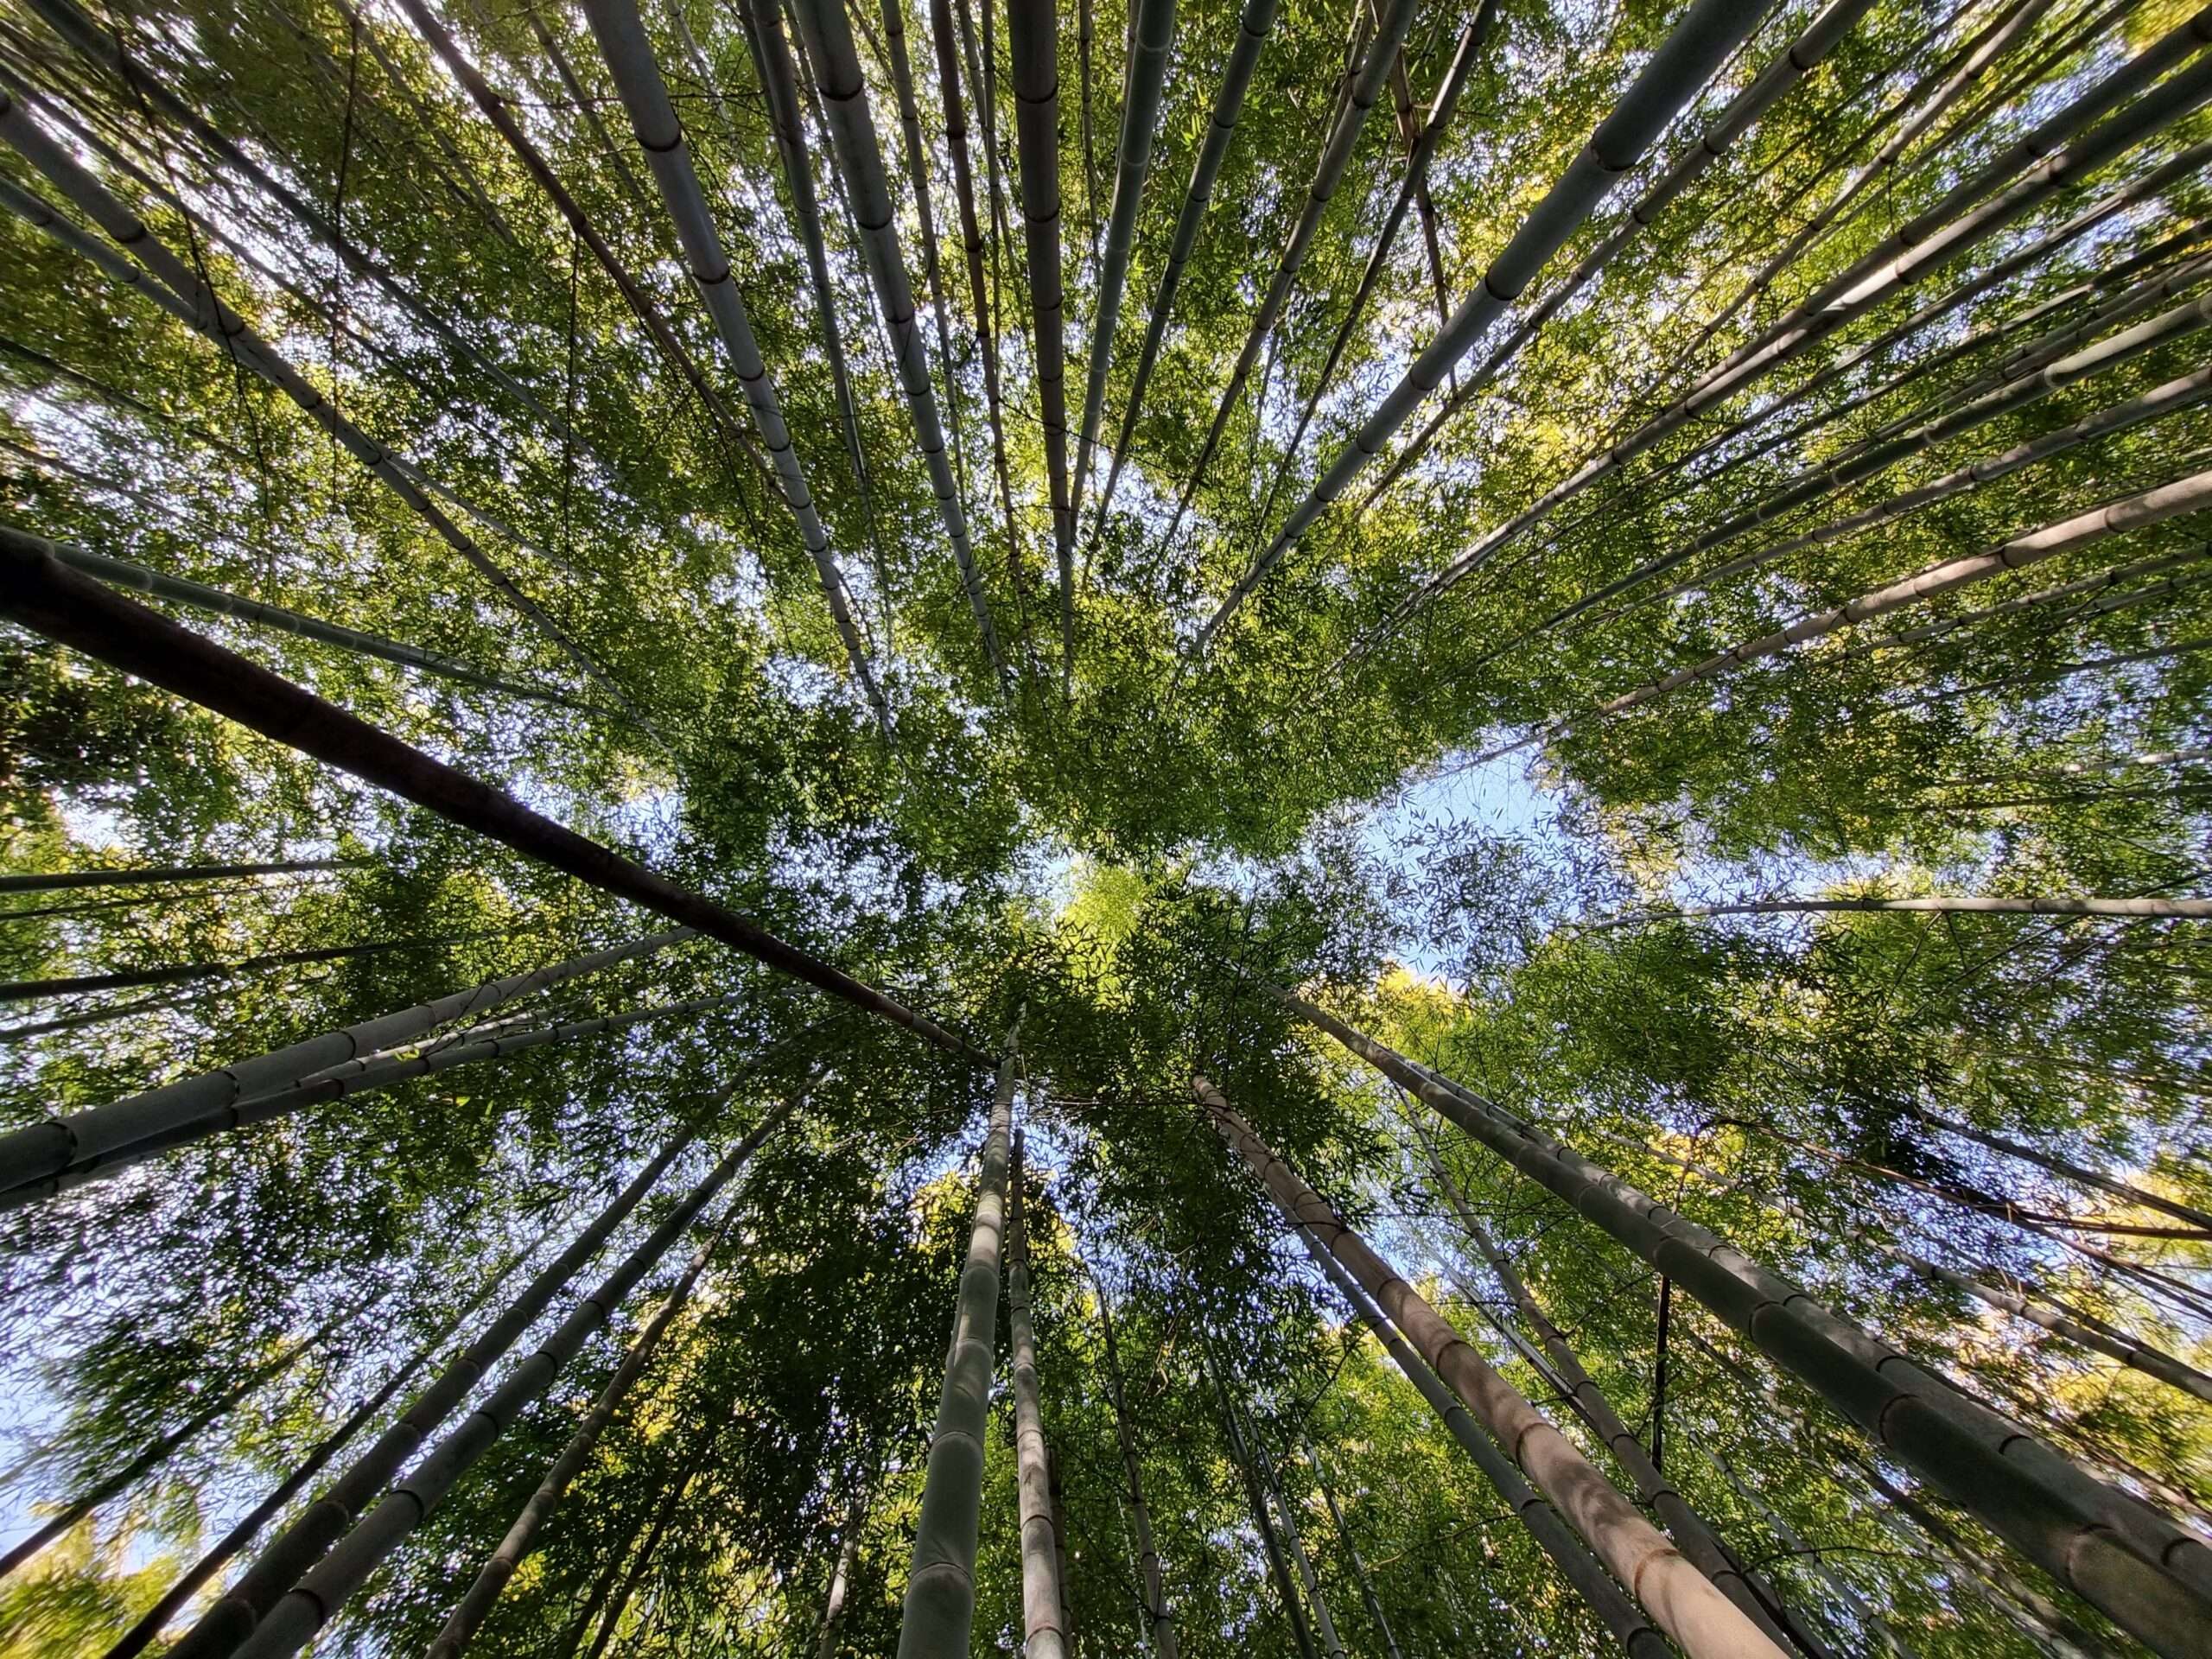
[1281,1209,1669,1656]
[1301,1434,1402,1659]
[1070,0,1177,516]
[1420,1135,1799,1648]
[0,932,466,1004]
[0,857,363,895]
[423,1195,741,1658]
[1090,0,1281,540]
[1359,0,1877,521]
[895,1051,1015,1658]
[582,0,891,721]
[0,929,688,1195]
[0,525,982,1060]
[1096,1279,1176,1657]
[164,1128,697,1659]
[813,1507,864,1659]
[785,0,1004,682]
[234,1102,794,1659]
[1199,1075,1789,1659]
[1380,32,2212,654]
[0,1289,379,1580]
[1271,988,2212,1656]
[43,536,611,715]
[1204,0,1777,651]
[2,988,752,1210]
[1006,0,1076,680]
[1205,1339,1319,1659]
[1007,1128,1071,1659]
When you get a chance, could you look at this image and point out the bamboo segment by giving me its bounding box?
[785,0,1003,681]
[1203,0,1777,651]
[0,526,983,1059]
[0,931,690,1195]
[1,989,753,1209]
[1070,0,1177,518]
[1204,1340,1318,1659]
[1598,893,2212,925]
[423,1195,741,1658]
[233,1103,795,1659]
[1270,988,2212,1657]
[1005,0,1075,681]
[1096,1281,1176,1657]
[165,1129,699,1659]
[1008,1128,1070,1659]
[1381,30,2212,654]
[1269,6,1494,504]
[1199,1075,1789,1659]
[0,858,363,896]
[1358,0,1879,522]
[1090,0,1282,539]
[582,0,890,719]
[101,1255,525,1659]
[1283,1211,1669,1656]
[895,1052,1016,1658]
[1418,1131,1800,1647]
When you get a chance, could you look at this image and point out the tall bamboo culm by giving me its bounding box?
[1198,1075,1790,1659]
[0,930,690,1196]
[164,1128,701,1659]
[1096,1280,1176,1657]
[1007,1126,1071,1658]
[234,1102,796,1659]
[1269,988,2212,1657]
[895,1049,1016,1657]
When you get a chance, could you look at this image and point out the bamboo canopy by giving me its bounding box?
[6,0,2212,1655]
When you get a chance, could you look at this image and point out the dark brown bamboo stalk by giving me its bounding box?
[0,524,982,1061]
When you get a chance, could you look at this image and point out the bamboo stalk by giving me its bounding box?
[1416,1126,1801,1648]
[0,524,983,1060]
[1268,988,2212,1656]
[0,933,479,1004]
[1157,0,1421,565]
[1005,0,1075,683]
[1096,1276,1176,1657]
[1301,1433,1402,1659]
[1069,0,1177,518]
[423,1190,743,1658]
[0,858,364,896]
[0,929,689,1194]
[165,1128,700,1659]
[1199,1076,1786,1659]
[1203,1339,1318,1659]
[0,141,662,743]
[786,0,1005,681]
[1200,0,1777,652]
[1088,0,1282,540]
[234,1103,796,1659]
[1007,1126,1071,1658]
[895,1049,1015,1657]
[101,1253,525,1659]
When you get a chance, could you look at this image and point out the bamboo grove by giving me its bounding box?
[0,0,2209,1648]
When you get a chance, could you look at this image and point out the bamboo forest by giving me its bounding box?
[6,0,2212,1648]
